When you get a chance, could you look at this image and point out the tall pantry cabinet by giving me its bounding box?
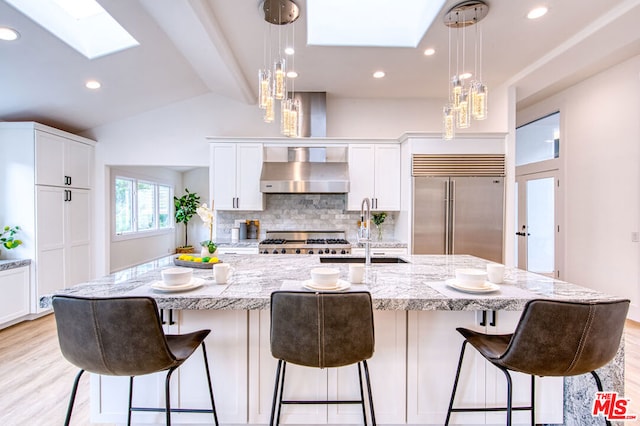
[0,122,95,313]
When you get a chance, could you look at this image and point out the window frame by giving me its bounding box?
[111,172,174,242]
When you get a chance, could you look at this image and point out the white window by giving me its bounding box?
[113,175,173,239]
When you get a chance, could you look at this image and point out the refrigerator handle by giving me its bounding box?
[444,180,450,254]
[450,179,456,255]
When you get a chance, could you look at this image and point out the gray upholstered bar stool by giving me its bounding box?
[52,295,219,426]
[269,291,376,425]
[445,298,630,426]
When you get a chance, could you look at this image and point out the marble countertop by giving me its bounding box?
[0,259,31,272]
[40,254,620,312]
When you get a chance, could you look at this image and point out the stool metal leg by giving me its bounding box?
[200,342,219,426]
[63,369,85,426]
[362,359,376,426]
[530,374,535,425]
[445,340,468,425]
[165,367,177,426]
[276,361,288,426]
[128,376,134,426]
[497,366,513,426]
[269,359,284,426]
[591,371,612,426]
[357,362,367,425]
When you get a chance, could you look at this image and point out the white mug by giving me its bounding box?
[214,263,232,284]
[349,264,365,284]
[486,263,505,284]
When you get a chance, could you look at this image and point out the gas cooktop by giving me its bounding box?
[258,230,351,255]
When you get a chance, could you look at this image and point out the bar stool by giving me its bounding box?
[445,298,630,426]
[269,291,376,425]
[52,295,219,426]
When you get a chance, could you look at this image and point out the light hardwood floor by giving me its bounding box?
[1,314,639,425]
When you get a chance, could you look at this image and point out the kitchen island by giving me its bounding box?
[41,254,625,425]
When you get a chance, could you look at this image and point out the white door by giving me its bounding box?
[236,144,264,210]
[65,141,92,189]
[515,170,560,278]
[347,144,375,211]
[66,189,91,286]
[35,131,65,186]
[373,144,400,211]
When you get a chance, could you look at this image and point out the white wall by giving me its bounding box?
[518,54,640,319]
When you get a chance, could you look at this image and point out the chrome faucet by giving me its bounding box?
[359,198,371,266]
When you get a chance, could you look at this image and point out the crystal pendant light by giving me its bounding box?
[457,92,470,128]
[471,82,487,120]
[288,98,300,137]
[451,76,463,109]
[264,95,275,122]
[443,105,455,140]
[280,98,291,136]
[273,58,286,100]
[258,69,271,109]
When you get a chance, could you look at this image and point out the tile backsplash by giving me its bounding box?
[216,194,395,242]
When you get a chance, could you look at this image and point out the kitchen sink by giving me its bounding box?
[319,256,409,264]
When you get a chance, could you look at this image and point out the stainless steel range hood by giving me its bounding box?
[260,147,350,193]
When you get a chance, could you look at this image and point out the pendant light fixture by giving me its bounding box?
[259,0,301,137]
[442,0,489,139]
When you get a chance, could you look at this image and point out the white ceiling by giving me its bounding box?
[1,0,639,134]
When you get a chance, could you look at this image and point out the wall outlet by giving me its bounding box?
[632,232,639,243]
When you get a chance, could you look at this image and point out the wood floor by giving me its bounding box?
[1,314,639,425]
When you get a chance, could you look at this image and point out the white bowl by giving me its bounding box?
[310,267,340,289]
[161,267,193,286]
[455,268,488,288]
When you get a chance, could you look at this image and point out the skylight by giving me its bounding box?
[306,0,446,48]
[5,0,139,59]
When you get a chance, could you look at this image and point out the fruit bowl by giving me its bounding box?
[174,254,221,269]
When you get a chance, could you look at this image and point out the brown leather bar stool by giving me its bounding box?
[52,295,219,426]
[445,298,630,426]
[269,291,376,425]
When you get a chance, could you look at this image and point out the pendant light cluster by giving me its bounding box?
[258,0,302,137]
[442,1,489,140]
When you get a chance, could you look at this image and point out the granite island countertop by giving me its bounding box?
[40,254,620,311]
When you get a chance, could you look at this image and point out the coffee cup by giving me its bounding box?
[349,264,365,284]
[486,263,505,284]
[214,263,232,284]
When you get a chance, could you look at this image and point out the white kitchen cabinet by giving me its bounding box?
[210,143,264,211]
[35,186,91,312]
[0,266,30,326]
[35,130,92,189]
[92,309,248,424]
[407,310,563,425]
[348,144,401,211]
[249,309,406,424]
[0,122,95,314]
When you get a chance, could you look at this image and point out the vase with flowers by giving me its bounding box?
[197,202,217,257]
[371,212,387,241]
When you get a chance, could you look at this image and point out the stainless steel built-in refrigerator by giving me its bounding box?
[412,176,504,263]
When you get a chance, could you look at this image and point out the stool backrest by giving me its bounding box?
[52,296,177,376]
[270,291,374,368]
[499,299,629,376]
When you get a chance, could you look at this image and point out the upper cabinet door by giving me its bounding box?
[374,144,401,211]
[211,144,237,210]
[236,144,264,211]
[347,144,376,211]
[35,132,65,187]
[35,131,93,189]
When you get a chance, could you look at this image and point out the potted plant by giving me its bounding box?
[371,212,387,241]
[0,225,23,257]
[174,189,200,253]
[196,202,217,256]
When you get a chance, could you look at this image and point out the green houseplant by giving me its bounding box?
[0,225,23,256]
[174,189,200,252]
[371,212,387,241]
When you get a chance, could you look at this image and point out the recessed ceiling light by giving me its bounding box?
[527,6,548,19]
[373,71,385,79]
[284,47,295,55]
[459,72,472,80]
[423,48,435,56]
[0,27,20,41]
[85,80,101,89]
[286,71,298,78]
